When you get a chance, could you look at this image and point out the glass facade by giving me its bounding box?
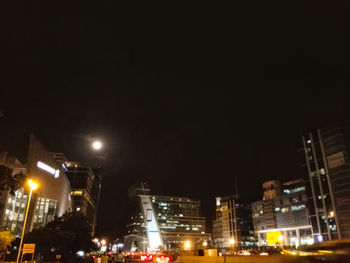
[252,180,313,247]
[124,186,210,252]
[213,196,255,248]
[301,126,350,240]
[1,188,59,235]
[33,197,58,228]
[151,196,208,249]
[2,188,28,234]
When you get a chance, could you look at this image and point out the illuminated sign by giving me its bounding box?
[37,161,59,178]
[266,231,283,245]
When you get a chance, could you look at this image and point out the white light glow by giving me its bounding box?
[37,161,60,178]
[92,141,102,150]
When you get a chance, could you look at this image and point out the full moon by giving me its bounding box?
[92,140,102,150]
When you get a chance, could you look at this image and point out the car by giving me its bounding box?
[124,253,154,262]
[153,254,171,262]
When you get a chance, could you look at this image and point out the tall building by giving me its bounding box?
[63,161,102,236]
[301,124,350,240]
[212,195,255,248]
[124,183,211,252]
[0,135,72,235]
[252,179,313,247]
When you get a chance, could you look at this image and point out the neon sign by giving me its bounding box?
[37,161,59,178]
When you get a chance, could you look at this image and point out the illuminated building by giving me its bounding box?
[213,196,255,248]
[124,183,211,251]
[301,125,350,240]
[0,135,72,235]
[252,179,313,247]
[57,160,102,236]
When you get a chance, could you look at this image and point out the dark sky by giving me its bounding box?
[1,3,345,239]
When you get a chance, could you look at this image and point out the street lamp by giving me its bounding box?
[230,238,235,245]
[203,241,208,247]
[16,180,38,263]
[184,240,191,250]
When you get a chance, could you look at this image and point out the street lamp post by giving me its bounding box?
[16,180,38,263]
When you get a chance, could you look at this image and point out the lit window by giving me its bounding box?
[281,207,289,213]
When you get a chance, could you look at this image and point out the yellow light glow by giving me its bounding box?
[329,211,334,217]
[93,238,99,243]
[230,238,235,245]
[266,232,283,245]
[101,239,106,246]
[28,180,38,190]
[184,240,191,249]
[203,241,208,247]
[278,235,284,242]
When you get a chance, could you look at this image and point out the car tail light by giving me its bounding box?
[259,252,269,256]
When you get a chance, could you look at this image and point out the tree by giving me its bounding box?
[0,231,14,260]
[24,212,95,262]
[0,165,27,195]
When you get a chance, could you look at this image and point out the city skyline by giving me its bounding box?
[1,3,344,240]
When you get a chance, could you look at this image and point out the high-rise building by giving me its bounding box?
[301,124,350,240]
[252,179,313,247]
[124,183,211,252]
[212,195,255,248]
[0,135,72,235]
[63,162,102,236]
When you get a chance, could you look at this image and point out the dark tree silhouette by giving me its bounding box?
[0,165,27,195]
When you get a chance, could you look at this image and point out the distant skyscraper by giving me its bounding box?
[213,195,255,248]
[62,161,102,236]
[301,124,350,240]
[124,183,210,252]
[252,179,313,247]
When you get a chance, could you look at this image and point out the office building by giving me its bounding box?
[0,135,72,235]
[213,195,255,248]
[301,124,350,240]
[63,161,102,236]
[252,179,313,247]
[124,183,211,252]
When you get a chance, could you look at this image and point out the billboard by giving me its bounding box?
[266,231,283,245]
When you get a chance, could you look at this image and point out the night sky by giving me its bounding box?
[1,3,345,239]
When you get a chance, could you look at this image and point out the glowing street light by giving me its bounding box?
[92,140,102,150]
[184,240,191,250]
[278,235,284,242]
[230,238,235,245]
[101,239,106,246]
[28,180,38,190]
[16,180,38,263]
[203,241,208,247]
